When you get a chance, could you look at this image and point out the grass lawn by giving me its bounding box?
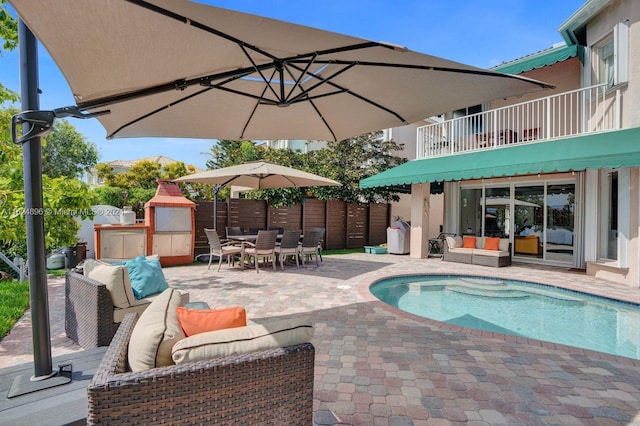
[0,280,30,340]
[322,248,364,256]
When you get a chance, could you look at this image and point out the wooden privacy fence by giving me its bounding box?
[194,199,390,255]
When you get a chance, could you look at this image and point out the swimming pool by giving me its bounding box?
[370,275,640,360]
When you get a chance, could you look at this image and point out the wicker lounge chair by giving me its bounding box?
[86,313,315,425]
[443,237,511,267]
[65,272,188,348]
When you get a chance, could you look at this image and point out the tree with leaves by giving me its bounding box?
[206,140,262,169]
[92,159,212,217]
[42,119,99,179]
[204,133,406,206]
[308,132,406,204]
[0,0,18,103]
[0,108,96,259]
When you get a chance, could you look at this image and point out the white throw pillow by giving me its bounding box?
[446,236,456,249]
[499,238,510,252]
[128,288,185,371]
[84,259,135,309]
[475,237,485,249]
[83,258,107,276]
[453,236,463,248]
[172,318,314,364]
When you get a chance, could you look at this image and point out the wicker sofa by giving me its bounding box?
[443,236,511,267]
[65,271,188,348]
[86,313,315,425]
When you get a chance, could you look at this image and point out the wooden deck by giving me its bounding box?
[0,347,107,425]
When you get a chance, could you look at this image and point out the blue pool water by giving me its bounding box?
[370,275,640,360]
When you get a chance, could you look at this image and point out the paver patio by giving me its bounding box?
[2,254,640,425]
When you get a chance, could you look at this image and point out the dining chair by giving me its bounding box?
[226,226,244,238]
[275,230,301,270]
[204,228,243,271]
[268,226,285,235]
[241,230,278,273]
[308,227,326,261]
[298,229,322,267]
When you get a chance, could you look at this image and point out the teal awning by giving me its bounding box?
[360,127,640,189]
[493,44,582,75]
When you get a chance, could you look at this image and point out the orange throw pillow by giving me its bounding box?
[176,306,247,337]
[462,236,476,248]
[484,237,500,250]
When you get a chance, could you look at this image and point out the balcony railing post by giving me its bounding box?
[492,111,498,148]
[616,88,621,129]
[546,96,551,140]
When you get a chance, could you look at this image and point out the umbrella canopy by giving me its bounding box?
[174,161,341,189]
[9,0,552,142]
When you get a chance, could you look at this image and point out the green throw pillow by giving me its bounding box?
[125,255,169,299]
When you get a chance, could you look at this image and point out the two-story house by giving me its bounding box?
[362,0,640,287]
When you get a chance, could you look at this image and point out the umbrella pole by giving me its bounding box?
[213,184,220,230]
[18,21,53,381]
[6,22,74,399]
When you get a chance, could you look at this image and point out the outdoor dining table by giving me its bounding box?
[227,234,303,242]
[227,234,304,268]
[227,234,283,242]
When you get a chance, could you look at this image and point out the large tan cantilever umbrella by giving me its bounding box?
[174,161,341,228]
[9,0,552,143]
[8,0,551,389]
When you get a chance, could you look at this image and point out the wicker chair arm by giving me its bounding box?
[221,240,243,248]
[65,271,118,348]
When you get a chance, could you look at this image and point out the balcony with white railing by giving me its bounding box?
[416,84,622,159]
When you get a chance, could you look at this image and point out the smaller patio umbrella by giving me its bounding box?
[174,161,341,189]
[174,161,341,228]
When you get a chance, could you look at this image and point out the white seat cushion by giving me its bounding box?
[473,249,510,257]
[172,318,314,364]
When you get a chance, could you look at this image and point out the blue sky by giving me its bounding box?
[1,0,585,169]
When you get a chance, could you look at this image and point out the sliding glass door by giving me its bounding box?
[459,179,575,264]
[514,185,544,259]
[546,183,575,263]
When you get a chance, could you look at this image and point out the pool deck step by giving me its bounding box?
[447,286,530,299]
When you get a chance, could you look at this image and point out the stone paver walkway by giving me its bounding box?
[2,254,640,425]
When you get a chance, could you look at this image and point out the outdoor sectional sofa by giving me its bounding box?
[443,235,511,267]
[87,306,315,424]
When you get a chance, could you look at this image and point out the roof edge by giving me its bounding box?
[558,0,612,45]
[493,44,581,75]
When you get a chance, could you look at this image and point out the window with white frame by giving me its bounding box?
[592,21,629,88]
[596,36,614,87]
